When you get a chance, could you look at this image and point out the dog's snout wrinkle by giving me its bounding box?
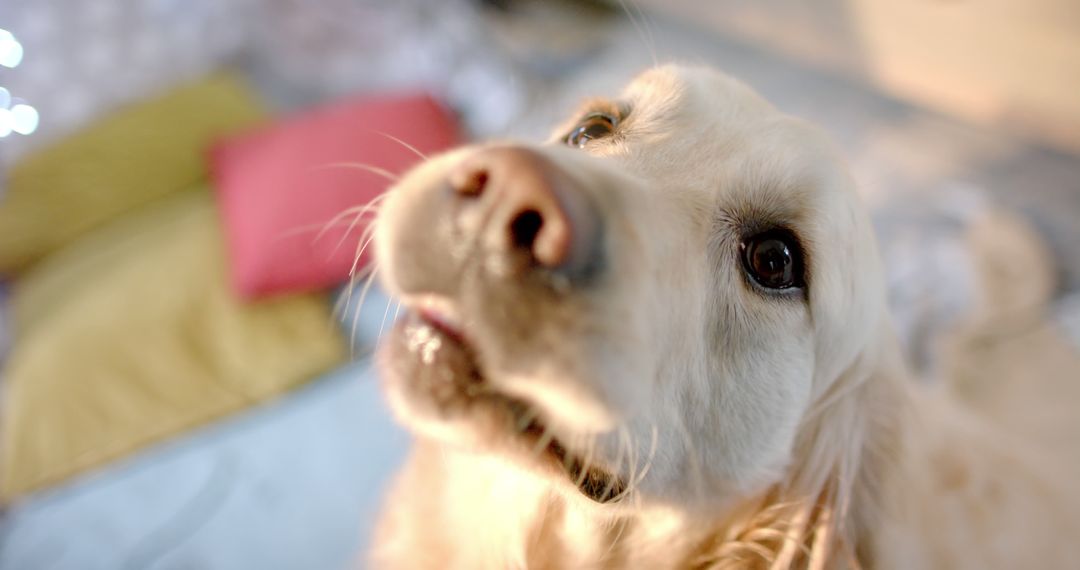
[449,146,601,280]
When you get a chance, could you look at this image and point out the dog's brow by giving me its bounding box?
[573,98,630,122]
[718,191,802,230]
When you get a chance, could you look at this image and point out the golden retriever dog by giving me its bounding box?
[368,65,1080,569]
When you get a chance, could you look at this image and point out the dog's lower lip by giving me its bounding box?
[391,303,627,503]
[417,307,466,344]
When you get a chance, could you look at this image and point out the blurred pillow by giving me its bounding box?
[0,282,9,366]
[0,73,266,275]
[1,190,346,500]
[210,93,459,299]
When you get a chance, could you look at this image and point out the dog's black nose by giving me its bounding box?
[449,146,599,278]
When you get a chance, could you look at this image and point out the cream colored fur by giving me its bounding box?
[369,65,1080,569]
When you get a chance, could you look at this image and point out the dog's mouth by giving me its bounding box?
[382,296,627,504]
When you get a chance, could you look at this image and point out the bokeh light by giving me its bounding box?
[0,28,37,139]
[9,103,39,135]
[0,28,24,68]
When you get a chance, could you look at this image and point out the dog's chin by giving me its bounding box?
[380,308,628,504]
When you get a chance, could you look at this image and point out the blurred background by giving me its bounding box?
[0,0,1078,568]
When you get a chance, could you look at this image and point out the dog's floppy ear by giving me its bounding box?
[767,322,909,568]
[695,343,896,569]
[805,171,889,401]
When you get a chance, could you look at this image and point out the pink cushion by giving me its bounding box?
[210,93,459,299]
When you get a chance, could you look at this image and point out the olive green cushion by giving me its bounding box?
[0,73,266,274]
[1,190,346,499]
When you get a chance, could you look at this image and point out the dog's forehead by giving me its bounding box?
[621,65,776,126]
[617,66,851,226]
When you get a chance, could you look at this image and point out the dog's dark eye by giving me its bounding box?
[741,231,804,290]
[566,113,617,148]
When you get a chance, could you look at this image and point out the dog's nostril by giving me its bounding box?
[453,168,488,197]
[510,209,544,252]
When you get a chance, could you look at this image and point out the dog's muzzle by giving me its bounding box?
[377,144,630,500]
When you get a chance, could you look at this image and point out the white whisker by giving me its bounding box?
[515,407,541,433]
[376,293,395,347]
[373,130,429,160]
[313,193,390,244]
[632,422,659,488]
[350,224,380,280]
[573,432,595,489]
[314,162,400,183]
[349,267,381,352]
[531,426,557,459]
[618,0,659,69]
[672,409,707,504]
[602,426,630,502]
[622,425,639,503]
[275,215,368,241]
[329,198,384,259]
